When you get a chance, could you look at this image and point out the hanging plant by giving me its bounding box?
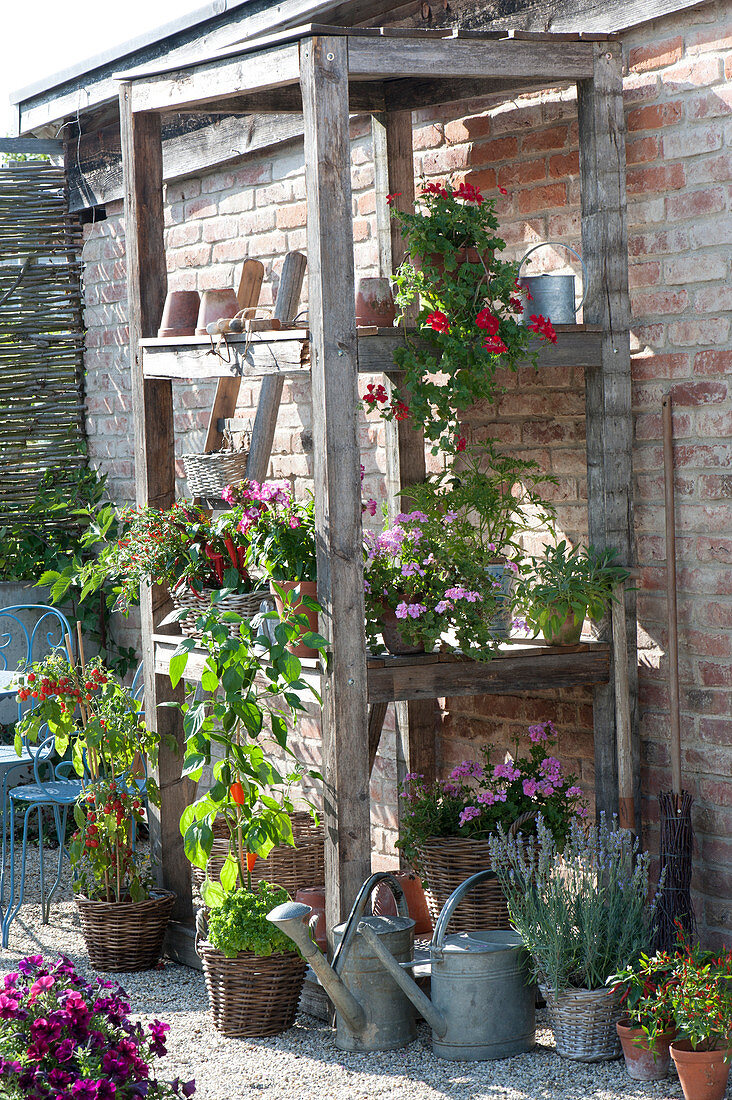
[366,180,556,452]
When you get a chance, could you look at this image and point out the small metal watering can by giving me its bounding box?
[517,242,587,325]
[268,869,535,1060]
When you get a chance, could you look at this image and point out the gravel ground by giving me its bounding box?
[0,845,694,1100]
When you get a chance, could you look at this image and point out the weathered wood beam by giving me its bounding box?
[347,36,595,80]
[119,84,192,920]
[577,44,639,832]
[302,35,371,935]
[128,44,301,114]
[382,76,549,112]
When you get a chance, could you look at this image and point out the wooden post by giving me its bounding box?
[119,85,193,919]
[300,37,371,933]
[577,45,640,832]
[372,110,437,800]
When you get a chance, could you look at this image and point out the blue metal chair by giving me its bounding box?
[0,605,73,904]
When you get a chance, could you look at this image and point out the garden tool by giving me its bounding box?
[517,242,587,325]
[652,393,695,950]
[268,869,535,1060]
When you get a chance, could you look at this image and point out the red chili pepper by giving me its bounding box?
[204,543,224,584]
[236,544,249,579]
[230,781,246,806]
[246,852,258,872]
[223,535,239,571]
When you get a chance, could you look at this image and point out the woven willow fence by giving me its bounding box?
[0,163,85,523]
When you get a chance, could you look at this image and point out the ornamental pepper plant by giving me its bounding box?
[372,180,557,451]
[170,595,327,910]
[397,719,586,868]
[0,953,194,1100]
[607,950,680,1045]
[668,934,732,1052]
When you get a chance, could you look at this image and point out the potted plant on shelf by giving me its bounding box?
[401,441,556,639]
[15,654,175,972]
[607,950,679,1080]
[514,540,630,645]
[79,499,268,637]
[223,479,319,657]
[0,953,195,1099]
[398,718,586,930]
[367,180,556,453]
[667,935,732,1100]
[488,813,656,1062]
[169,598,326,1037]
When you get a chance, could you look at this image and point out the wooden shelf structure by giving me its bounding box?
[119,24,637,942]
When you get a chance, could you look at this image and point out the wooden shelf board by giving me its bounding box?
[141,326,603,381]
[153,633,610,703]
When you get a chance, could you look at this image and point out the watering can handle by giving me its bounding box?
[431,869,498,958]
[516,241,588,316]
[332,871,410,975]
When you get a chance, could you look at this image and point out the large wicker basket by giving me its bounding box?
[540,984,623,1062]
[413,837,510,931]
[198,941,306,1038]
[193,811,324,894]
[182,448,249,500]
[171,583,270,639]
[75,890,176,972]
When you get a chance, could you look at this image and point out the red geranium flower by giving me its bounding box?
[386,192,402,206]
[483,334,508,354]
[455,435,467,452]
[455,181,483,205]
[425,310,450,333]
[392,400,410,421]
[528,314,557,344]
[475,309,499,335]
[498,186,508,196]
[422,181,449,199]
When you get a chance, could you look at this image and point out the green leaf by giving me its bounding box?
[201,879,226,909]
[219,854,240,892]
[302,631,328,650]
[73,803,86,829]
[169,650,189,689]
[201,667,219,693]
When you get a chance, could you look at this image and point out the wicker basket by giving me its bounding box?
[193,811,325,895]
[171,584,270,639]
[182,448,249,500]
[75,890,176,972]
[198,941,306,1038]
[413,837,510,931]
[540,984,623,1062]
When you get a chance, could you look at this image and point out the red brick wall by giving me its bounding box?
[81,0,731,944]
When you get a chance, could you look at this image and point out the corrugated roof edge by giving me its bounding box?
[9,0,255,105]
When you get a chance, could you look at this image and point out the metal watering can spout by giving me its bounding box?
[267,900,367,1036]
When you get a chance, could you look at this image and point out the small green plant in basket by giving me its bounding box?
[206,881,296,958]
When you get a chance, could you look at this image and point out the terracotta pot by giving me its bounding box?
[616,1018,676,1081]
[423,246,485,272]
[372,871,433,937]
[158,289,201,338]
[294,886,327,953]
[542,609,585,646]
[670,1040,732,1100]
[355,277,396,327]
[195,288,240,335]
[379,606,425,656]
[272,579,319,657]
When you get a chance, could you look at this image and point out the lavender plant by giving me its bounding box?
[488,813,654,994]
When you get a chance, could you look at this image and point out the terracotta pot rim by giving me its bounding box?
[670,1040,732,1058]
[617,1019,677,1040]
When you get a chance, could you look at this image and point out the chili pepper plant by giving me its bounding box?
[372,180,557,452]
[668,933,732,1052]
[170,596,327,910]
[607,949,680,1045]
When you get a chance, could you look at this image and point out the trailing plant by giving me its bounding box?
[402,440,556,567]
[170,595,327,906]
[488,813,655,994]
[369,180,556,451]
[0,953,194,1100]
[514,540,630,640]
[398,719,586,866]
[0,467,136,675]
[206,881,297,958]
[222,479,317,582]
[607,949,680,1045]
[78,500,256,612]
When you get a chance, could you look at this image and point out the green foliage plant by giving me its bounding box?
[170,595,327,909]
[222,479,317,583]
[668,935,732,1052]
[488,813,655,994]
[15,654,162,902]
[382,180,556,452]
[398,719,586,866]
[606,949,680,1046]
[514,540,631,641]
[206,881,298,958]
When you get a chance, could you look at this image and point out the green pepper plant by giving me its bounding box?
[169,592,327,910]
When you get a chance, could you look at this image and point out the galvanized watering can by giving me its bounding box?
[268,869,535,1060]
[517,242,587,325]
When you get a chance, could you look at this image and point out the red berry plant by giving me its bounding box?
[372,180,556,452]
[16,654,161,903]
